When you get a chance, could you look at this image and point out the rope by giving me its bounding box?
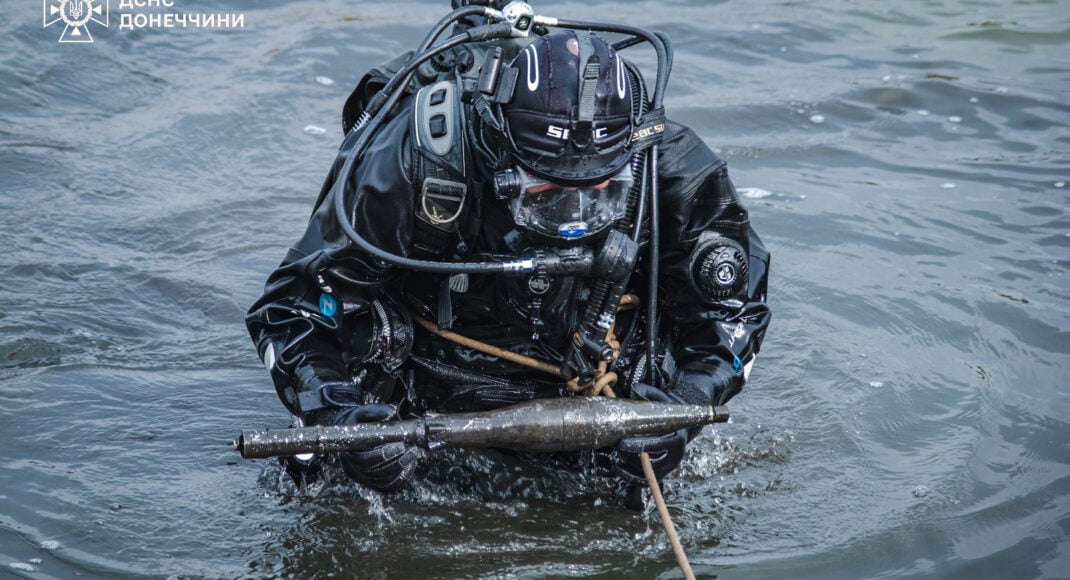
[412,315,562,377]
[414,298,693,575]
[411,294,640,398]
[641,452,695,580]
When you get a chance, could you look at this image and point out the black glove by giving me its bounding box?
[280,452,323,486]
[615,382,690,485]
[671,366,743,406]
[290,382,422,492]
[279,373,348,487]
[318,389,423,494]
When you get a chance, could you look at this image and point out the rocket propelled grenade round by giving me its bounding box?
[234,397,729,459]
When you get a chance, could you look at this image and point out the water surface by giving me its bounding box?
[1,0,1068,577]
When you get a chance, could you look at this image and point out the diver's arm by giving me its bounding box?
[654,122,772,406]
[245,106,419,419]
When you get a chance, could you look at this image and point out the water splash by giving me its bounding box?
[739,187,773,199]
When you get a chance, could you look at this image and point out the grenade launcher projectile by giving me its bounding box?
[234,397,729,459]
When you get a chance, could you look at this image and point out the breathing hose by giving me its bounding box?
[333,22,538,276]
[331,8,671,277]
[331,4,674,390]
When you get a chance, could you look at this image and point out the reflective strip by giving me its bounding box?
[743,357,755,380]
[525,44,539,91]
[262,343,276,372]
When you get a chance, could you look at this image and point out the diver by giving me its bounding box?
[245,0,771,508]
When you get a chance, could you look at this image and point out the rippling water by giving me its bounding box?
[2,0,1067,577]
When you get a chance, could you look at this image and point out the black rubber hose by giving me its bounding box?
[419,6,488,53]
[332,22,546,275]
[646,145,660,387]
[332,16,671,277]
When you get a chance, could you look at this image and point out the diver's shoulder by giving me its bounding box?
[658,119,726,171]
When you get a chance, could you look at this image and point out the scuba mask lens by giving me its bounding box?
[499,165,634,240]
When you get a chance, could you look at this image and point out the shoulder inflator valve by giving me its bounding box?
[689,232,748,302]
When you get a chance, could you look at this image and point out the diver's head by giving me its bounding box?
[501,29,634,184]
[490,30,637,241]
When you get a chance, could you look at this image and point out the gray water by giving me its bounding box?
[2,0,1068,578]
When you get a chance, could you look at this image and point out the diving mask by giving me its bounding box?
[493,164,634,240]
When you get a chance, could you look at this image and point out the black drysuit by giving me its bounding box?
[245,93,771,489]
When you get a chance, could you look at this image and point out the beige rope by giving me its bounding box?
[412,315,562,377]
[412,294,640,398]
[641,452,695,580]
[415,299,692,574]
